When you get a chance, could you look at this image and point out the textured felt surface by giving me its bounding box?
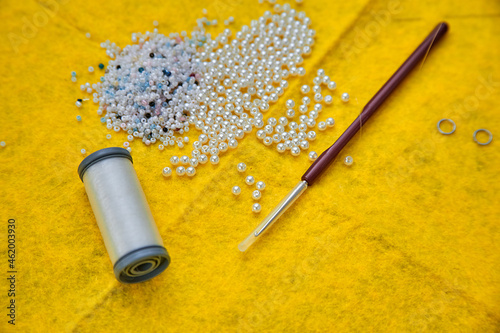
[0,0,499,332]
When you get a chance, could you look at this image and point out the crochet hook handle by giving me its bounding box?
[302,22,449,185]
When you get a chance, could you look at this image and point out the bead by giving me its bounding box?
[263,137,273,146]
[299,140,309,150]
[286,109,296,118]
[267,117,277,126]
[286,99,295,108]
[232,186,241,195]
[314,104,322,112]
[88,66,94,73]
[76,115,82,121]
[237,162,247,172]
[314,93,323,102]
[301,85,310,94]
[277,143,286,153]
[190,158,199,167]
[180,155,190,164]
[252,190,262,200]
[302,96,311,106]
[307,131,317,141]
[313,85,321,93]
[176,166,186,175]
[344,156,354,166]
[186,166,196,177]
[81,149,86,154]
[291,146,301,156]
[256,181,266,191]
[308,151,318,161]
[279,117,288,126]
[162,167,172,177]
[0,141,5,147]
[324,95,333,105]
[256,129,266,140]
[306,118,316,128]
[123,142,129,148]
[327,81,337,90]
[75,101,82,108]
[106,134,112,139]
[341,93,350,102]
[228,139,238,148]
[299,105,308,114]
[245,175,255,185]
[252,203,261,213]
[170,156,180,165]
[210,155,220,165]
[85,32,91,38]
[317,69,325,77]
[198,154,208,164]
[326,117,335,127]
[318,121,327,131]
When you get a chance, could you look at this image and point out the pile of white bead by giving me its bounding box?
[88,4,325,177]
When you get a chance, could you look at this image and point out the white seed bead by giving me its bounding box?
[313,85,321,93]
[263,137,273,146]
[190,158,199,167]
[306,118,316,128]
[299,105,308,114]
[198,154,208,164]
[286,109,296,118]
[245,175,255,185]
[299,140,309,150]
[302,96,311,106]
[176,166,186,176]
[309,111,318,119]
[286,99,295,108]
[237,162,247,172]
[277,143,286,153]
[291,146,301,156]
[252,203,261,213]
[88,66,94,73]
[326,117,335,127]
[328,81,337,90]
[186,166,196,177]
[252,190,262,200]
[180,155,190,164]
[324,95,333,105]
[307,131,317,141]
[314,93,323,102]
[267,117,277,126]
[309,151,318,161]
[341,93,350,102]
[232,186,241,195]
[81,149,86,154]
[256,181,266,191]
[301,85,310,94]
[228,139,238,148]
[344,156,354,166]
[279,117,288,126]
[0,141,5,147]
[210,155,220,165]
[256,129,266,140]
[170,156,180,165]
[162,167,172,177]
[317,69,325,77]
[318,121,327,131]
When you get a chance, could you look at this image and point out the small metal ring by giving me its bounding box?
[437,118,456,135]
[473,129,493,145]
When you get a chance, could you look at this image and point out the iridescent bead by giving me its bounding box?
[76,115,82,121]
[210,155,220,165]
[286,109,295,118]
[318,121,327,131]
[256,181,266,191]
[267,117,277,126]
[291,146,301,156]
[307,131,317,141]
[180,155,190,164]
[302,96,310,106]
[228,139,238,148]
[245,175,255,185]
[299,105,308,114]
[170,156,180,165]
[263,137,273,146]
[252,203,261,213]
[198,154,208,164]
[324,95,333,105]
[299,140,309,150]
[313,85,321,93]
[344,156,354,166]
[327,81,337,90]
[279,117,288,126]
[301,85,310,94]
[286,99,295,108]
[252,190,262,200]
[176,166,186,176]
[306,118,316,128]
[341,93,350,102]
[232,186,241,196]
[326,117,335,127]
[162,167,172,177]
[308,151,318,161]
[186,166,196,177]
[256,130,266,140]
[190,158,199,167]
[277,143,286,153]
[237,162,247,172]
[314,104,323,112]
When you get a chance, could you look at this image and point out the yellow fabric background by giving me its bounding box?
[0,0,499,331]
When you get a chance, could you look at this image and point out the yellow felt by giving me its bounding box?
[0,0,499,331]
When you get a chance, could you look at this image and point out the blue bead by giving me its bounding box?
[76,115,82,121]
[163,69,171,77]
[98,63,104,70]
[138,67,144,73]
[100,117,106,123]
[71,71,77,76]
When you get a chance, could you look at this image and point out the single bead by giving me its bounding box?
[302,96,311,106]
[158,144,164,151]
[237,162,247,172]
[263,137,273,146]
[300,140,309,150]
[76,115,82,121]
[277,143,286,153]
[85,32,91,38]
[307,131,317,141]
[299,105,308,114]
[123,142,130,148]
[228,139,238,148]
[279,117,288,126]
[326,117,335,127]
[309,151,318,161]
[306,118,316,128]
[198,154,208,164]
[98,63,104,70]
[170,156,180,165]
[341,93,350,102]
[186,166,196,177]
[301,85,310,94]
[252,203,261,213]
[313,85,321,93]
[176,166,186,176]
[106,134,112,140]
[256,181,266,191]
[286,109,296,118]
[314,93,323,102]
[190,158,199,167]
[0,141,5,147]
[252,190,262,200]
[324,95,333,105]
[328,81,337,90]
[256,129,266,140]
[317,69,325,77]
[210,155,220,165]
[75,101,82,107]
[291,146,301,156]
[314,103,323,112]
[286,99,295,108]
[88,66,94,73]
[80,149,86,155]
[344,156,354,166]
[232,186,241,196]
[162,167,172,177]
[318,121,327,131]
[180,155,190,164]
[245,175,255,185]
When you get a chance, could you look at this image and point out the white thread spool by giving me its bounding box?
[78,147,170,283]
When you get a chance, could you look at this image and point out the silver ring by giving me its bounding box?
[473,129,493,145]
[437,118,456,135]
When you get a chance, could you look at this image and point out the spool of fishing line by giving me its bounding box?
[78,147,170,283]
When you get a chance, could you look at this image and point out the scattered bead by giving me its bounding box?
[277,143,286,153]
[162,167,172,177]
[123,142,130,148]
[318,121,327,131]
[76,115,82,121]
[256,181,266,191]
[153,20,159,27]
[237,162,247,172]
[176,166,186,175]
[88,66,94,73]
[307,131,316,141]
[170,156,180,165]
[232,186,241,195]
[301,85,310,94]
[210,155,220,165]
[344,156,354,166]
[341,93,350,102]
[106,134,112,139]
[325,117,335,127]
[324,95,333,105]
[0,141,6,147]
[85,32,91,38]
[328,81,337,90]
[245,175,255,185]
[252,203,261,213]
[291,146,301,156]
[186,166,196,177]
[75,101,82,108]
[81,149,86,154]
[286,99,295,108]
[252,190,262,200]
[308,151,318,161]
[98,63,104,70]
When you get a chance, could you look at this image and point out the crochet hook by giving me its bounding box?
[239,22,449,252]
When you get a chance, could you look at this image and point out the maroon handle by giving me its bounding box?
[302,22,449,185]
